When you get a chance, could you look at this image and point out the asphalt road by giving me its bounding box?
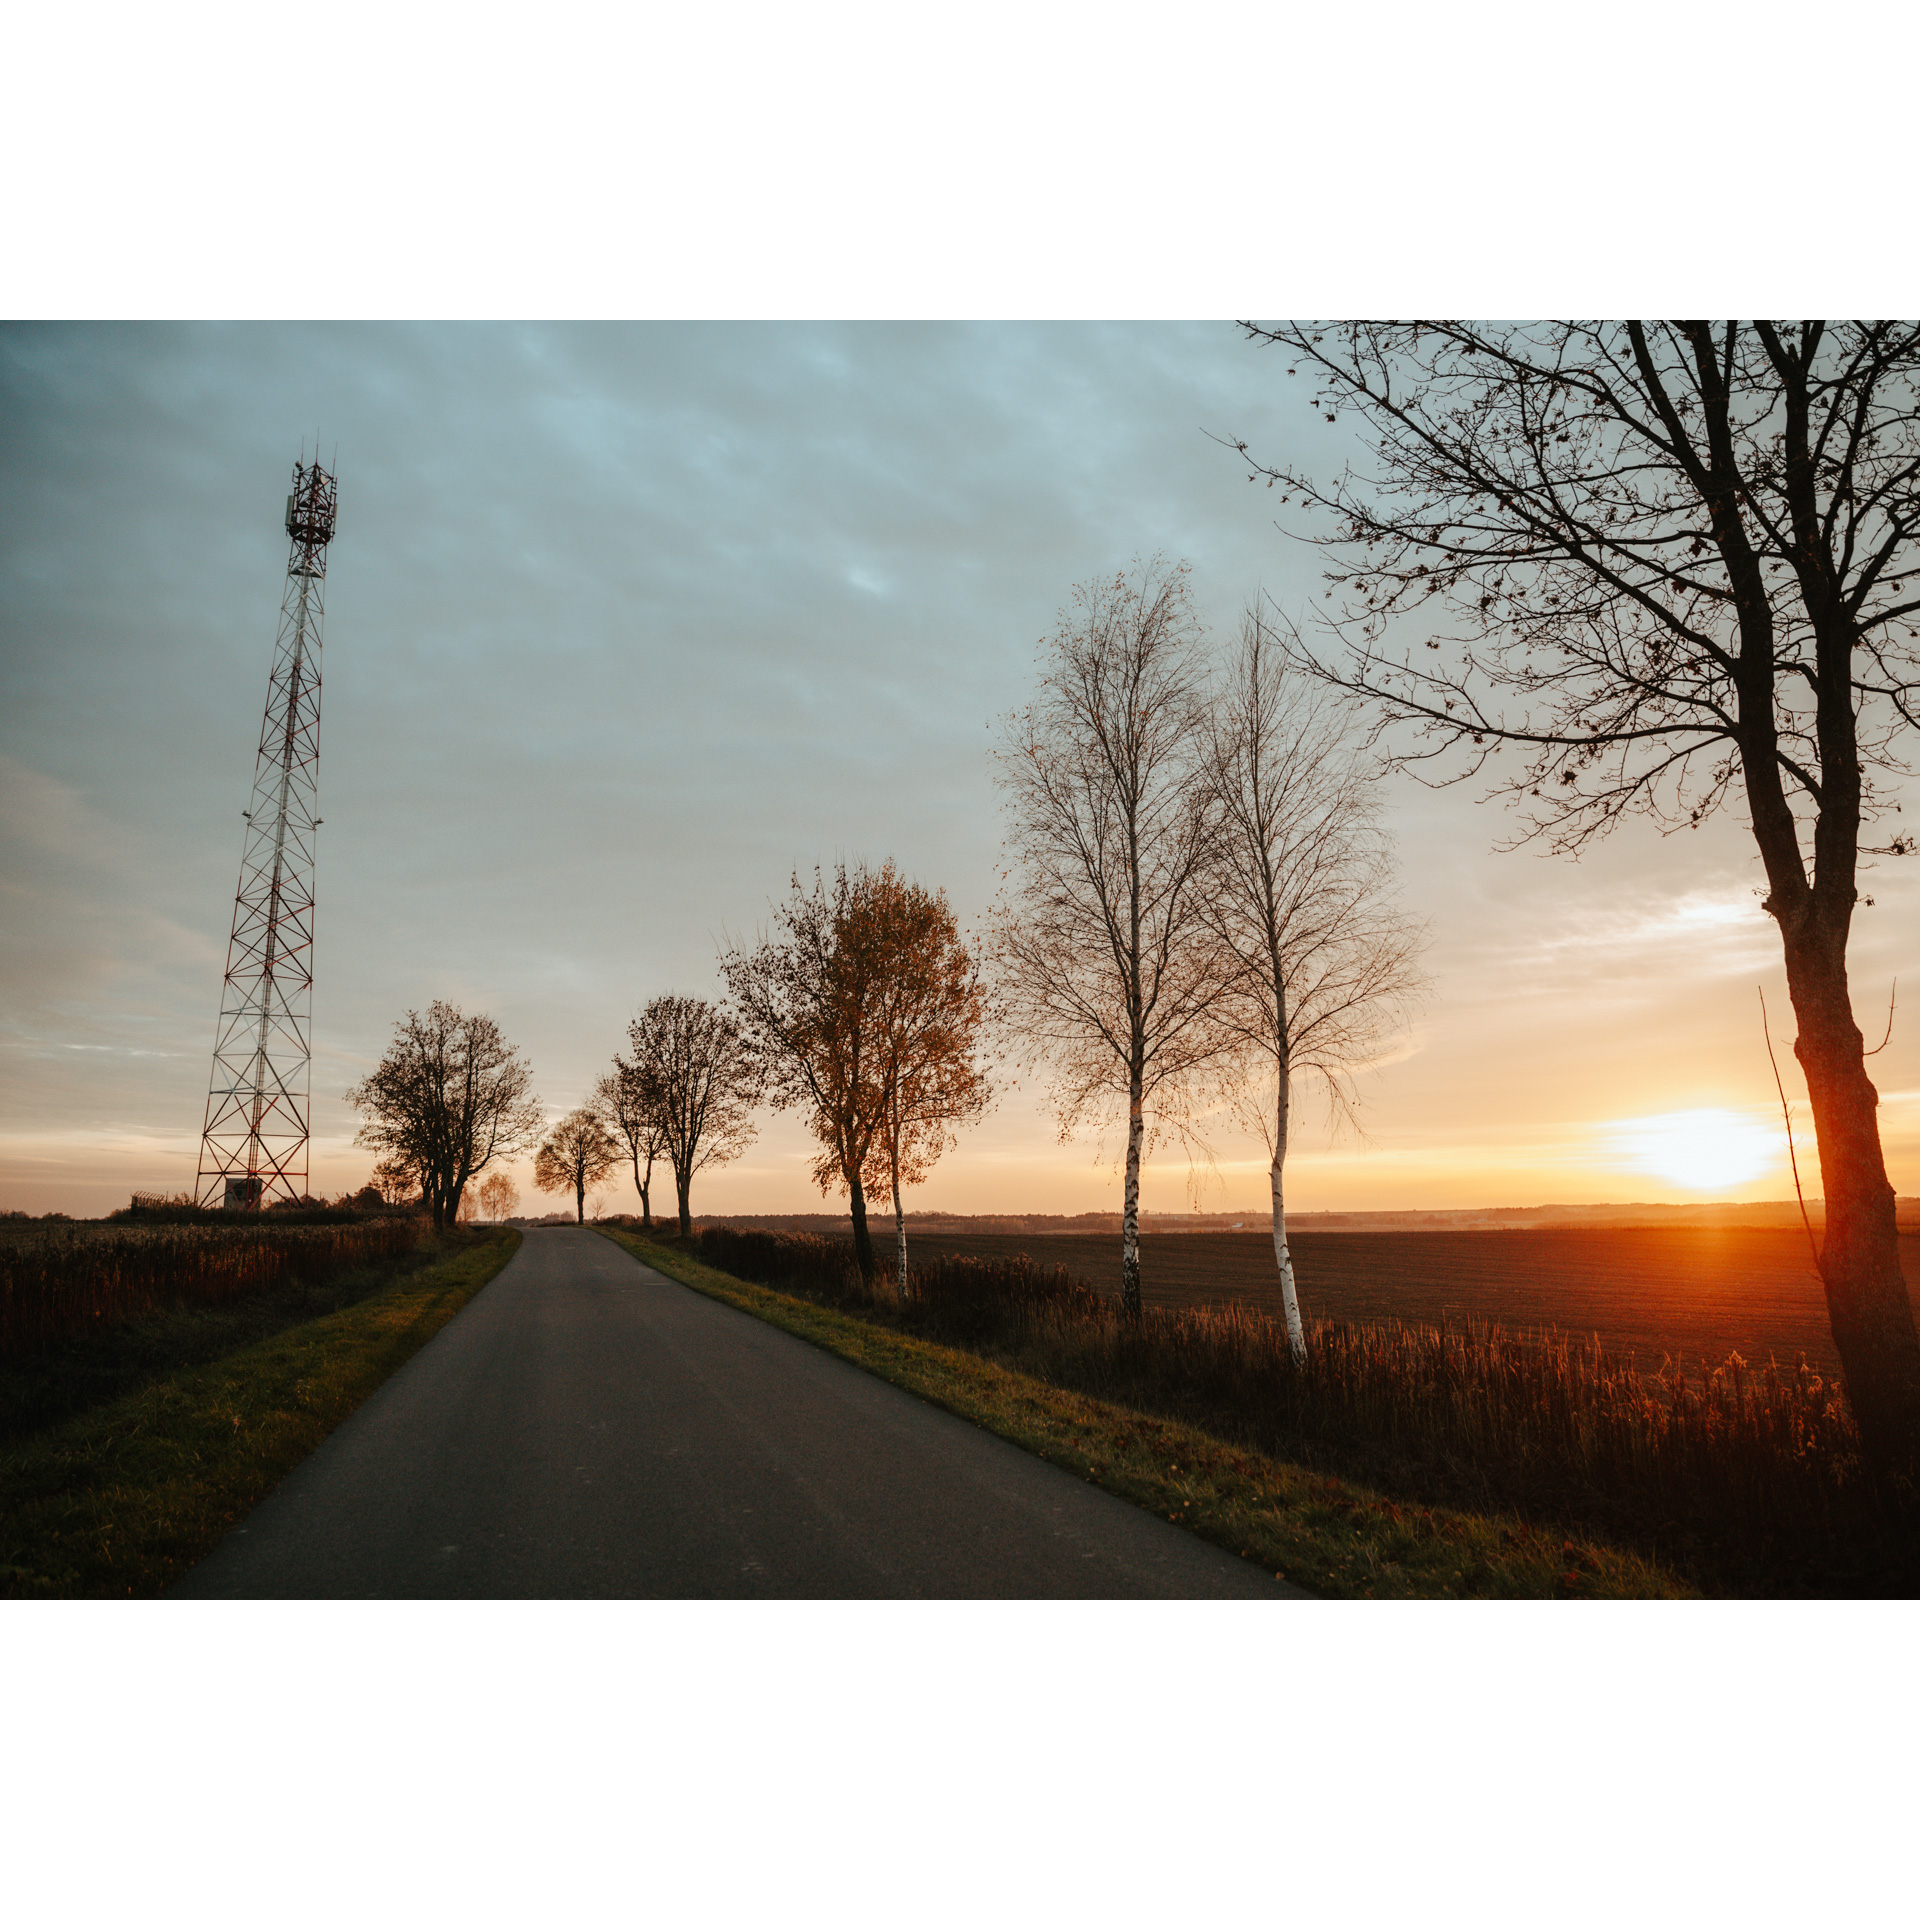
[173,1226,1303,1599]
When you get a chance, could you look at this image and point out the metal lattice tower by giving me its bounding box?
[195,456,338,1209]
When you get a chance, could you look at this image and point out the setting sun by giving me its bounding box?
[1601,1107,1787,1192]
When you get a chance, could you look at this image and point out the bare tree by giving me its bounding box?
[477,1169,518,1222]
[628,995,758,1236]
[1206,606,1429,1361]
[534,1108,623,1224]
[346,1002,543,1229]
[859,864,993,1292]
[990,561,1235,1319]
[371,1160,419,1209]
[721,864,896,1279]
[595,1058,667,1226]
[1230,320,1920,1474]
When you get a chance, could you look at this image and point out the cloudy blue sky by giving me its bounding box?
[3,322,1915,1217]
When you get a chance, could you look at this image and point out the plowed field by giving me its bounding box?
[900,1227,1920,1373]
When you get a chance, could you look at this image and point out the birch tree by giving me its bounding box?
[861,866,992,1293]
[477,1169,518,1222]
[1207,606,1428,1362]
[990,561,1234,1319]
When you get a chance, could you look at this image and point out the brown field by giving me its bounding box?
[888,1226,1920,1374]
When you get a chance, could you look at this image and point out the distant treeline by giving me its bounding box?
[683,1199,1919,1237]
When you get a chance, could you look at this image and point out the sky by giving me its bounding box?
[3,320,1916,1219]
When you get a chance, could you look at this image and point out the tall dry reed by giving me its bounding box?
[690,1226,1907,1590]
[0,1216,434,1356]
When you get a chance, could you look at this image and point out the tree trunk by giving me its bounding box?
[849,1173,876,1281]
[1121,1077,1144,1323]
[640,1155,652,1227]
[892,1154,908,1298]
[677,1172,692,1239]
[1785,934,1920,1478]
[1271,1070,1305,1367]
[573,1169,585,1224]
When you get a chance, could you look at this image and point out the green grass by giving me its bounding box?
[0,1228,519,1599]
[598,1227,1691,1599]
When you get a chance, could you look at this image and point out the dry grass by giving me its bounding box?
[605,1226,1688,1598]
[679,1224,1914,1596]
[874,1225,1912,1375]
[0,1216,433,1356]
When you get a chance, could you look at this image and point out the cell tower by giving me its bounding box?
[195,456,338,1209]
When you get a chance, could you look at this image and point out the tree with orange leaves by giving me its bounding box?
[723,860,989,1284]
[533,1108,623,1224]
[863,873,991,1293]
[477,1169,518,1222]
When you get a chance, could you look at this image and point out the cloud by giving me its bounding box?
[3,322,1916,1213]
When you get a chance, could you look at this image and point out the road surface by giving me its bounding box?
[174,1226,1304,1599]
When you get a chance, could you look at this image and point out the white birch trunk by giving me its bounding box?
[1270,937,1305,1363]
[1271,1136,1306,1367]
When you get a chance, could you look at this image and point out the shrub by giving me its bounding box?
[695,1226,861,1298]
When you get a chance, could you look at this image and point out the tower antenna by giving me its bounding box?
[195,452,339,1209]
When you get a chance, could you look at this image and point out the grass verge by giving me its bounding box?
[4,1227,450,1442]
[0,1228,519,1599]
[598,1227,1691,1599]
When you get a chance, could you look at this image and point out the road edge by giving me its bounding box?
[1,1228,522,1599]
[594,1227,1692,1599]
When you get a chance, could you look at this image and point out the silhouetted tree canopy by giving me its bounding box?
[534,1108,623,1224]
[347,1002,542,1230]
[626,995,758,1237]
[1230,320,1920,1473]
[595,1057,668,1226]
